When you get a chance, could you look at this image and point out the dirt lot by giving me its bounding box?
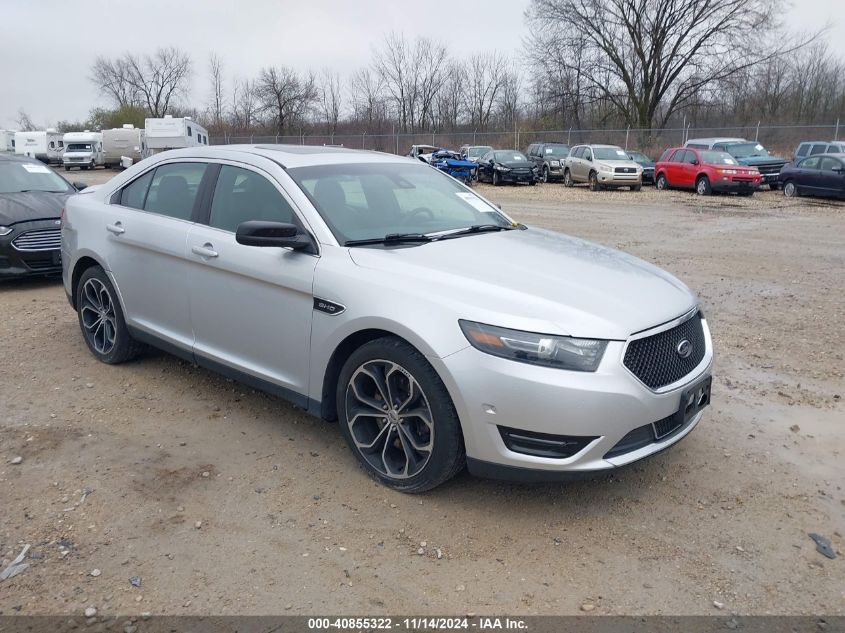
[1,169,843,617]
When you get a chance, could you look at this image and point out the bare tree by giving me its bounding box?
[526,0,813,131]
[465,52,508,130]
[435,61,466,130]
[16,109,37,131]
[230,78,260,133]
[373,32,449,133]
[318,69,343,138]
[121,47,192,117]
[349,68,387,131]
[90,56,138,108]
[207,53,226,130]
[496,66,523,128]
[255,66,317,134]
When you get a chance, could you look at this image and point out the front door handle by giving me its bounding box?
[191,243,219,258]
[106,222,125,235]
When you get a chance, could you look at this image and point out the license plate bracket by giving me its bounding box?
[653,375,712,439]
[52,251,61,265]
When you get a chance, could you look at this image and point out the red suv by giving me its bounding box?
[655,147,762,195]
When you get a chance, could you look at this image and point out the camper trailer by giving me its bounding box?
[103,125,147,168]
[62,131,104,170]
[14,129,64,164]
[0,130,16,153]
[145,116,209,154]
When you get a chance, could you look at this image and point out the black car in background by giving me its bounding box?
[478,150,539,185]
[627,150,655,185]
[778,153,845,199]
[0,154,85,279]
[525,142,571,182]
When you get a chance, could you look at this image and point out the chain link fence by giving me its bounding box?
[211,122,842,158]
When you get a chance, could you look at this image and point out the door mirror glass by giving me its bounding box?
[235,220,311,250]
[72,181,88,191]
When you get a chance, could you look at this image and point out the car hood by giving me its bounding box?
[597,159,641,168]
[348,228,697,339]
[498,160,534,169]
[0,191,70,225]
[735,156,787,166]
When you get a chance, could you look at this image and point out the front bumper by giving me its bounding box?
[433,315,713,477]
[498,170,537,184]
[597,170,642,187]
[0,220,63,279]
[641,169,655,184]
[711,177,761,193]
[545,164,565,180]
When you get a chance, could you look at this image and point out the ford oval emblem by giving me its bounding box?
[676,339,693,359]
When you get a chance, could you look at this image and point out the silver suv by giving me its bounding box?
[564,144,643,191]
[62,145,712,491]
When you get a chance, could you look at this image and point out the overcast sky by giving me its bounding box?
[0,0,842,129]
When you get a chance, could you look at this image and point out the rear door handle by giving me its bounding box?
[106,222,125,235]
[191,244,219,258]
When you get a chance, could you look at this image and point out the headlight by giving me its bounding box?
[459,320,607,372]
[596,162,611,171]
[718,169,737,174]
[495,165,511,172]
[550,160,560,167]
[0,226,12,236]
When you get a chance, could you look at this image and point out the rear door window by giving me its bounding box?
[810,144,827,155]
[143,162,207,221]
[818,157,841,171]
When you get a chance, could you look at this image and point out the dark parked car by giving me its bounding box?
[0,154,86,279]
[792,141,845,162]
[478,150,539,185]
[525,142,570,182]
[626,150,655,184]
[778,153,845,199]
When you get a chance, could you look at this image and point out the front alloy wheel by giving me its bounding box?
[783,181,797,197]
[80,277,117,355]
[656,173,668,190]
[542,166,549,183]
[337,337,465,492]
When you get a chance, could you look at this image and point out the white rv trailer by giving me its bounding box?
[102,124,147,168]
[62,131,105,170]
[14,129,64,164]
[145,115,209,153]
[0,130,16,153]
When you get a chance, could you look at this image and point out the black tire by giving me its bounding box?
[769,182,780,191]
[64,166,70,171]
[738,191,754,197]
[493,171,501,186]
[632,184,642,192]
[563,169,573,187]
[783,180,798,198]
[542,166,550,183]
[336,336,465,493]
[588,171,600,191]
[696,175,712,196]
[656,173,668,190]
[76,266,144,364]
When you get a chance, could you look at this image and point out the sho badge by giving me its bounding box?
[313,297,345,315]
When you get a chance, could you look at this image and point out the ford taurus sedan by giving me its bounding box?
[62,145,713,492]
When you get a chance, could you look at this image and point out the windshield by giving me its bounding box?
[288,162,512,244]
[544,145,570,156]
[0,161,72,194]
[627,151,651,163]
[700,151,739,166]
[593,147,629,160]
[67,143,93,152]
[726,143,768,158]
[494,151,528,162]
[467,146,493,158]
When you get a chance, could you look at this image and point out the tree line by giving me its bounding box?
[21,0,844,141]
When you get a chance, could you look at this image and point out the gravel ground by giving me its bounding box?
[0,169,843,617]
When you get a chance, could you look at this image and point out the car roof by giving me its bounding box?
[151,144,414,168]
[797,140,845,145]
[0,153,41,164]
[799,152,845,159]
[685,137,746,145]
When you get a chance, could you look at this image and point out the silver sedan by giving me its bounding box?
[62,145,713,492]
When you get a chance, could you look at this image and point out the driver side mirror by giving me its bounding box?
[584,154,592,162]
[691,159,699,166]
[236,221,311,251]
[73,181,88,191]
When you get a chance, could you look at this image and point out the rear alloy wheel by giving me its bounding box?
[337,337,464,492]
[588,171,600,191]
[783,180,798,197]
[696,176,712,196]
[76,266,143,364]
[656,173,668,190]
[563,169,573,187]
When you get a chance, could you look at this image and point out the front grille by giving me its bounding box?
[604,413,687,459]
[26,258,60,271]
[614,167,636,173]
[623,312,706,390]
[755,163,785,175]
[12,228,61,252]
[498,426,597,459]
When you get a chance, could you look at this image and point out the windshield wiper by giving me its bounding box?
[439,224,516,239]
[344,232,435,247]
